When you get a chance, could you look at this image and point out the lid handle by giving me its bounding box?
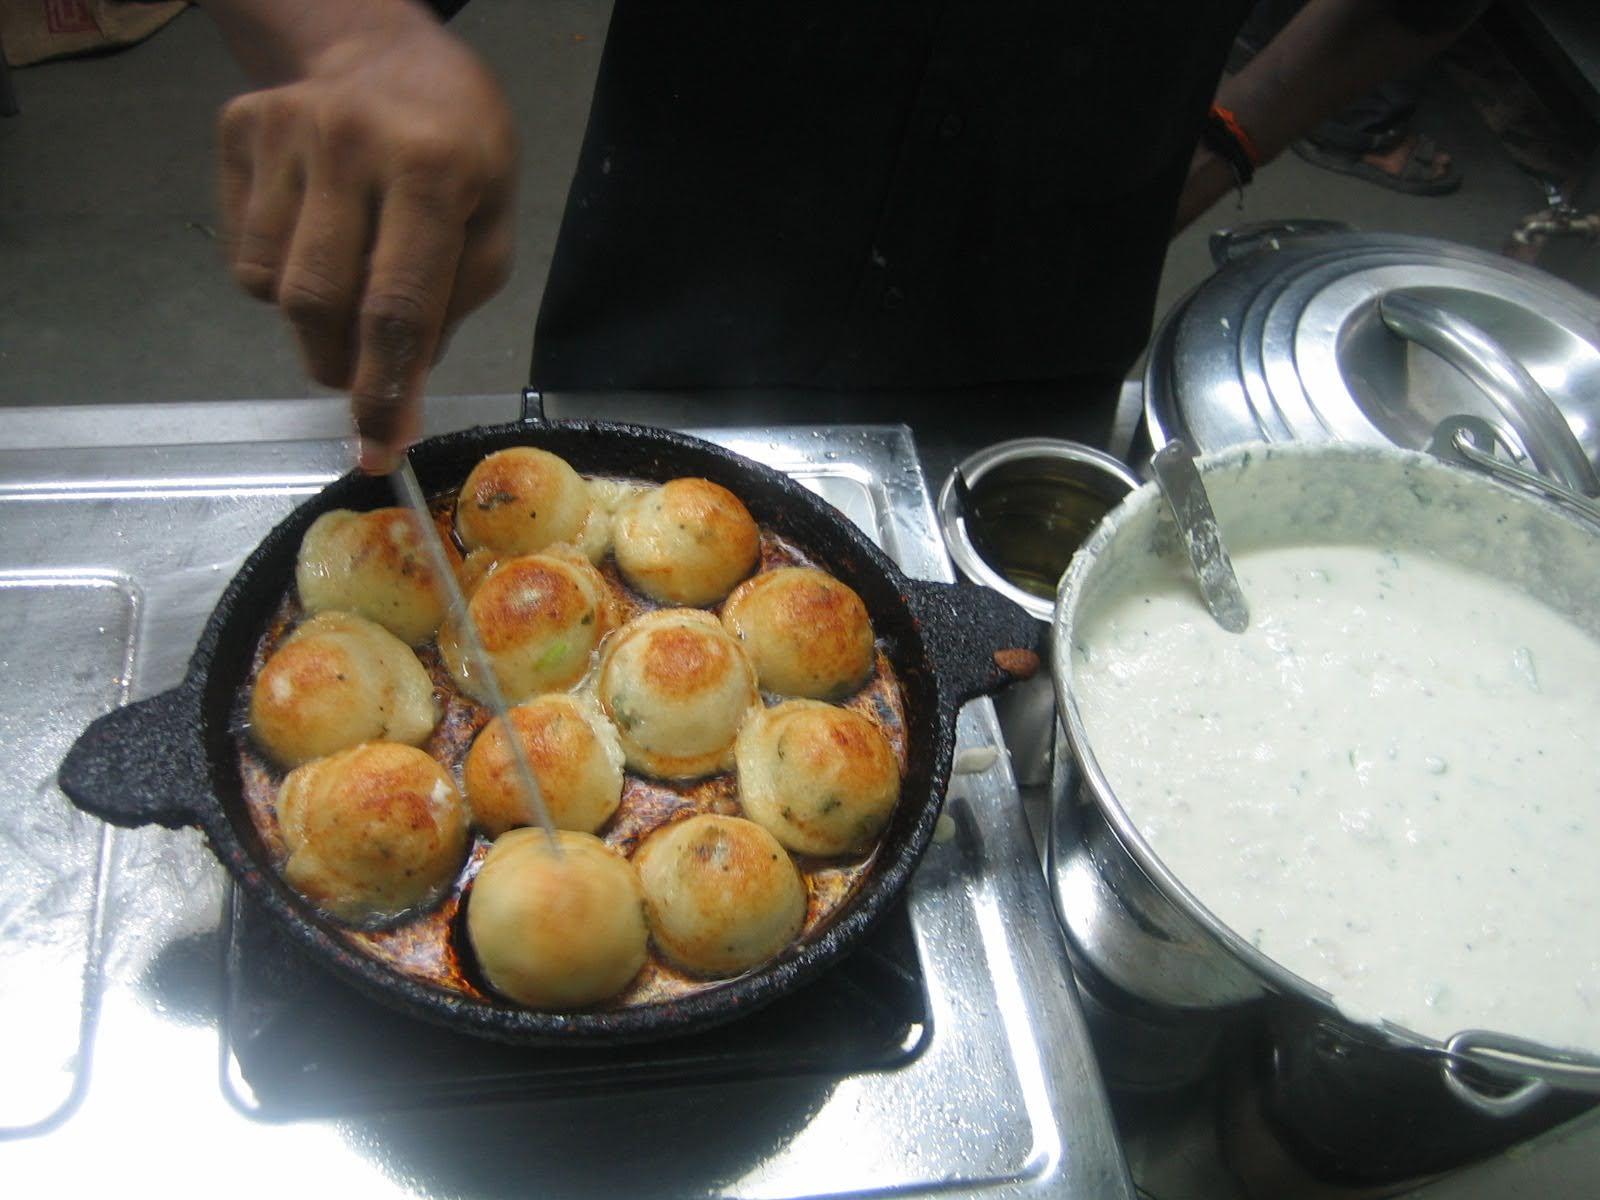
[1207,218,1353,267]
[1379,291,1600,497]
[1428,416,1600,532]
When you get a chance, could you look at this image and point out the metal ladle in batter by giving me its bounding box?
[1149,439,1251,634]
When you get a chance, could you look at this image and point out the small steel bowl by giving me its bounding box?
[937,440,1139,782]
[937,438,1139,621]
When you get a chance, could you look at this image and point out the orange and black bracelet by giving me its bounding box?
[1201,104,1262,188]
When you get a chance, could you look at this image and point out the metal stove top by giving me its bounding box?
[0,395,1129,1198]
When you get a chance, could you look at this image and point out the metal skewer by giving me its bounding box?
[390,454,562,852]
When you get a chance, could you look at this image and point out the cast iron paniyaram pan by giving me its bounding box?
[59,420,1041,1044]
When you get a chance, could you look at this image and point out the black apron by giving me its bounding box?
[529,0,1252,413]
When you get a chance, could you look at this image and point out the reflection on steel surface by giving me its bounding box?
[0,574,133,1135]
[0,401,1128,1199]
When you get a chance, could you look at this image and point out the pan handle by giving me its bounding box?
[57,676,216,832]
[905,578,1043,708]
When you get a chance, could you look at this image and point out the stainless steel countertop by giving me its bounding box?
[0,395,1131,1199]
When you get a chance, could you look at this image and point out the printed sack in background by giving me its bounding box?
[2,0,188,67]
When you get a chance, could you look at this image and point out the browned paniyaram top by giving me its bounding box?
[235,479,908,1011]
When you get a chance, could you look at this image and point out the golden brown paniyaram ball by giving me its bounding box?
[596,609,760,779]
[633,814,807,977]
[455,447,609,562]
[295,507,449,645]
[735,699,901,856]
[612,478,760,605]
[466,829,648,1008]
[277,742,469,922]
[454,546,500,597]
[439,546,613,703]
[249,611,438,768]
[721,567,874,698]
[463,694,624,836]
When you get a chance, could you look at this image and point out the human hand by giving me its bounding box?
[216,11,516,471]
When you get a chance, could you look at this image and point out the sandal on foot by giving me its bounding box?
[1292,134,1463,196]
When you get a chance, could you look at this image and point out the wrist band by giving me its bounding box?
[1202,104,1260,189]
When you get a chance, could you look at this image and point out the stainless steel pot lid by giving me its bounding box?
[1145,225,1600,467]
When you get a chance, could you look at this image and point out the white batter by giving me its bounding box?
[1073,543,1600,1054]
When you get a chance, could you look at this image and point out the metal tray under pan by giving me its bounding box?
[60,415,1050,1044]
[0,398,1128,1200]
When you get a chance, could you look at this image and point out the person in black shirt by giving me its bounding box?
[202,0,1482,469]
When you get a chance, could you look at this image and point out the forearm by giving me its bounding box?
[1214,0,1482,165]
[199,0,442,84]
[1174,0,1482,231]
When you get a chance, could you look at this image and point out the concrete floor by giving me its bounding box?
[1,1,1595,411]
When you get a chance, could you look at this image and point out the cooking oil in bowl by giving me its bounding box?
[966,470,1122,599]
[939,441,1140,618]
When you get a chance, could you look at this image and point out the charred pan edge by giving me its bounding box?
[170,419,989,1043]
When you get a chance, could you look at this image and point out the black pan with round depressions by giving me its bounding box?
[59,419,1041,1044]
